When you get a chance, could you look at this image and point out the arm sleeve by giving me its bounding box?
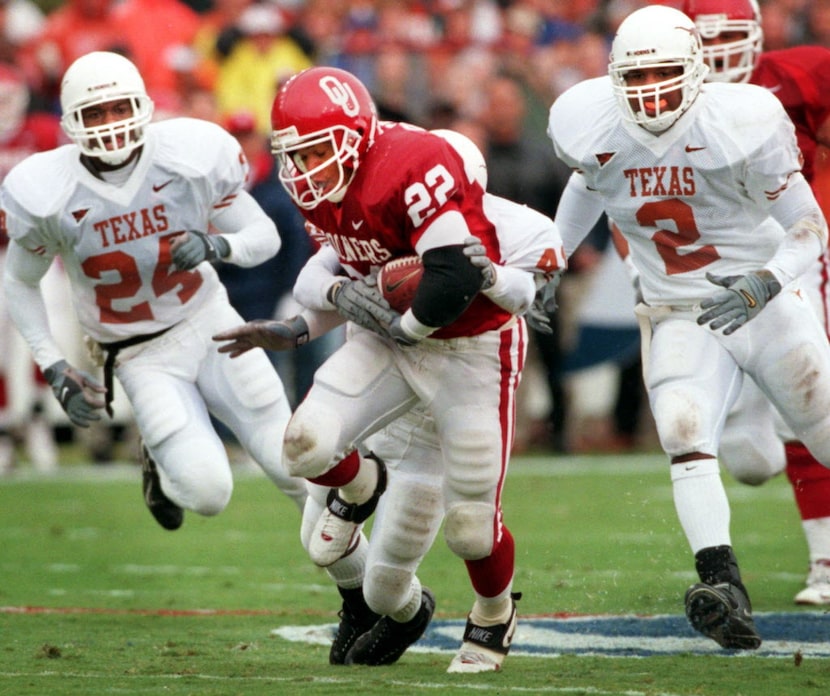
[766,175,828,285]
[557,172,606,258]
[210,189,281,267]
[292,244,346,311]
[409,244,482,328]
[2,242,65,370]
[482,265,536,314]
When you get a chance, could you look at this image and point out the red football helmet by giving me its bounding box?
[683,0,763,83]
[270,67,378,209]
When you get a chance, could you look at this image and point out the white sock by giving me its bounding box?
[325,534,368,586]
[469,588,513,626]
[802,516,830,562]
[671,458,731,553]
[340,455,378,504]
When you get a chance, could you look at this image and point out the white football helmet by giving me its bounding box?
[430,128,488,190]
[60,51,154,166]
[609,5,708,134]
[683,0,763,83]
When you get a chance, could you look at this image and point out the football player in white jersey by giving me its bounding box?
[547,5,830,650]
[214,128,566,672]
[0,51,307,529]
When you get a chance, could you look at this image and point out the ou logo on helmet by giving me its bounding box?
[319,76,360,117]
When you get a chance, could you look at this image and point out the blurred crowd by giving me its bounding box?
[0,0,822,471]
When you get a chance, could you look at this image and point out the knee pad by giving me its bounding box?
[652,388,711,457]
[443,501,496,560]
[719,432,784,485]
[364,565,413,616]
[283,401,343,478]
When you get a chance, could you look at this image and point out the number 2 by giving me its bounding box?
[636,199,720,274]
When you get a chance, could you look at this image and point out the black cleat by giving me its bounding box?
[330,588,381,665]
[345,587,435,665]
[684,582,762,649]
[140,442,183,531]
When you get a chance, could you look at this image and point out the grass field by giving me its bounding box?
[1,451,828,695]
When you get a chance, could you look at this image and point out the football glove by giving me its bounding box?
[697,270,782,335]
[170,230,231,270]
[329,279,397,334]
[43,359,107,428]
[462,235,496,289]
[213,316,310,358]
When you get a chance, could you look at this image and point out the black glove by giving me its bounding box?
[43,359,106,428]
[171,231,231,270]
[329,279,397,334]
[697,270,781,335]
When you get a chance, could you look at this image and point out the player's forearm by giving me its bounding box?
[767,179,827,285]
[299,308,346,340]
[557,172,605,258]
[482,265,535,314]
[3,248,64,370]
[293,244,346,311]
[212,190,281,266]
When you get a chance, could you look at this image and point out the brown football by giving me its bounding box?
[377,255,424,313]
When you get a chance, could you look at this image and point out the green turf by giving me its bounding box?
[0,452,827,695]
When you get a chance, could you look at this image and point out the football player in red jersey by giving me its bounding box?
[268,66,528,672]
[683,0,830,606]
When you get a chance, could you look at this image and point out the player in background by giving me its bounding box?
[547,5,830,649]
[263,66,533,673]
[214,128,565,669]
[0,51,307,529]
[679,0,830,607]
[0,62,65,474]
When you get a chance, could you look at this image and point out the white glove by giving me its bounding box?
[697,270,781,335]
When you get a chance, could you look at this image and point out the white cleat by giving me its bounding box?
[308,455,387,567]
[794,560,830,605]
[447,593,519,674]
[308,507,363,567]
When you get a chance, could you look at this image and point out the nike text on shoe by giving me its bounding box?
[684,582,761,650]
[140,443,183,531]
[308,454,387,567]
[447,592,520,673]
[330,594,381,665]
[344,588,435,666]
[794,559,830,605]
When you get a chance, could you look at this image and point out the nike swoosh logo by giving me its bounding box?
[685,145,706,152]
[60,386,70,402]
[739,289,757,308]
[766,84,782,93]
[153,179,174,192]
[351,220,364,230]
[385,270,422,292]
